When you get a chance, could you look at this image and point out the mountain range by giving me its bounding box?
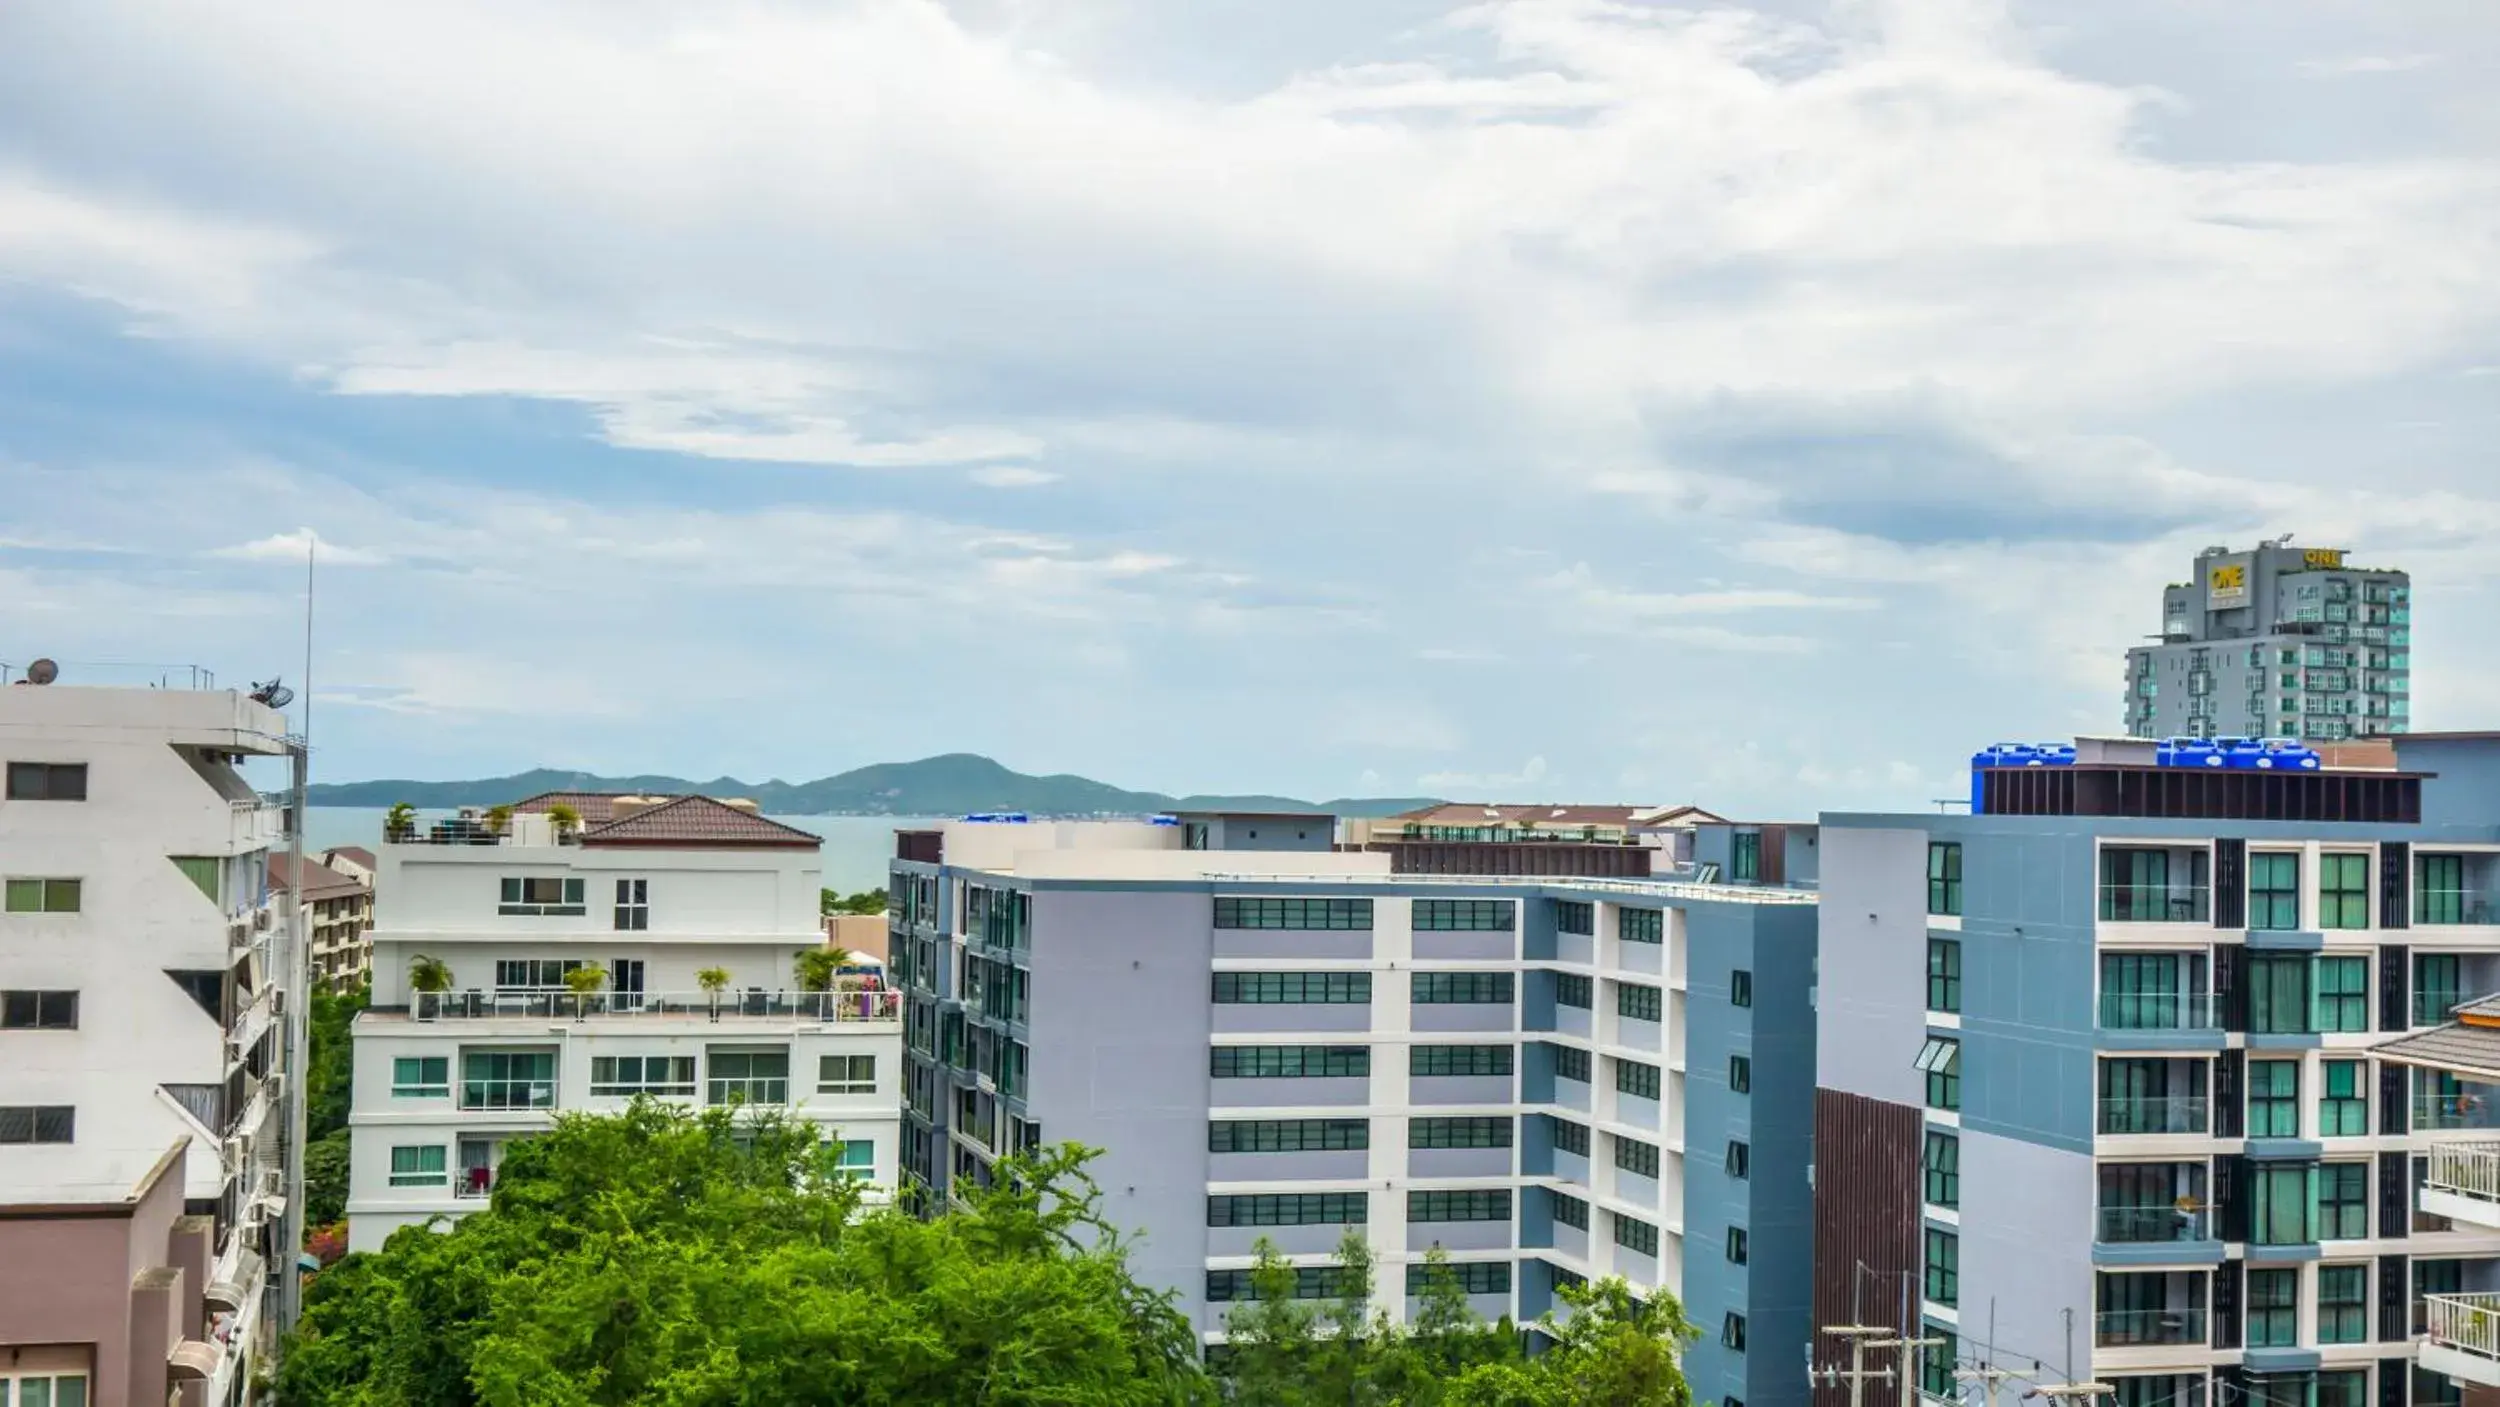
[303,752,1439,819]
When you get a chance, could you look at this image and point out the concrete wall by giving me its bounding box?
[1816,827,1931,1106]
[1959,829,2096,1155]
[1955,1126,2095,1373]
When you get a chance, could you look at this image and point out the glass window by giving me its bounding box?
[2,878,81,913]
[1924,1131,1959,1208]
[1618,1060,1662,1101]
[1212,897,1373,930]
[2099,952,2201,1030]
[2318,854,2370,929]
[389,1144,448,1187]
[1720,1312,1746,1351]
[391,1056,450,1098]
[5,762,88,801]
[1552,1044,1591,1083]
[1730,971,1753,1008]
[1727,1227,1748,1265]
[1212,972,1373,1004]
[1209,1119,1369,1153]
[1619,908,1664,943]
[2317,1162,2367,1239]
[2418,854,2467,925]
[1413,900,1515,931]
[1408,1189,1511,1223]
[1920,1325,1958,1400]
[1614,1136,1660,1178]
[1411,1117,1512,1149]
[460,1049,556,1110]
[612,878,648,931]
[1928,938,1961,1014]
[1928,842,1963,916]
[1617,983,1663,1022]
[0,991,78,1030]
[0,1107,75,1143]
[1614,1212,1659,1256]
[1210,1046,1369,1079]
[1726,1140,1749,1179]
[591,1055,697,1097]
[1412,972,1514,1004]
[1924,1228,1958,1307]
[1920,1038,1960,1110]
[825,1138,876,1182]
[1731,833,1760,882]
[1550,1118,1590,1157]
[1209,1193,1369,1226]
[1405,1261,1510,1295]
[705,1048,790,1105]
[1728,1054,1751,1093]
[1554,901,1594,936]
[1555,974,1593,1009]
[2319,1061,2366,1136]
[2317,1264,2367,1343]
[1551,1192,1589,1230]
[2249,954,2312,1034]
[2313,956,2367,1033]
[2246,1267,2297,1346]
[2249,852,2301,930]
[2249,1061,2300,1138]
[1410,1045,1513,1077]
[817,1054,876,1095]
[2418,952,2464,1025]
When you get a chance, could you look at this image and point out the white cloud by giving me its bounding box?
[2296,54,2439,76]
[968,465,1062,488]
[212,528,390,567]
[1417,755,1549,793]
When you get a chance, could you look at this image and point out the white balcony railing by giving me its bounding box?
[412,987,902,1024]
[2430,1143,2500,1204]
[2425,1294,2500,1382]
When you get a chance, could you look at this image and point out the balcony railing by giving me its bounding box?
[2098,1205,2211,1244]
[2098,885,2211,924]
[2417,1095,2500,1134]
[2425,1294,2500,1368]
[2096,1308,2208,1347]
[414,988,902,1024]
[2098,1095,2209,1136]
[2418,889,2498,927]
[2428,1143,2500,1205]
[2097,993,2219,1033]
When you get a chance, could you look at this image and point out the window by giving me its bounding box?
[1552,1192,1590,1229]
[1614,1213,1659,1256]
[1927,938,1961,1014]
[1732,833,1761,882]
[1206,1266,1350,1302]
[1552,1044,1591,1083]
[1209,1193,1368,1226]
[2418,952,2464,1026]
[1551,1118,1589,1157]
[1411,1045,1513,1077]
[0,991,76,1030]
[2419,854,2467,925]
[1408,1189,1510,1222]
[2248,852,2300,930]
[1727,1141,1750,1179]
[2313,956,2368,1033]
[460,1050,556,1110]
[2319,854,2370,929]
[1728,1054,1751,1094]
[1412,972,1514,1004]
[2,878,80,913]
[2247,1267,2297,1346]
[1210,1119,1369,1153]
[2249,954,2312,1034]
[498,876,586,916]
[0,1369,89,1407]
[1928,841,1963,916]
[1618,1059,1662,1101]
[1727,1227,1749,1264]
[588,1055,696,1097]
[1620,908,1664,943]
[1213,897,1373,930]
[1211,1046,1370,1079]
[391,1056,450,1098]
[613,878,648,931]
[1920,1324,1958,1400]
[2317,1263,2367,1343]
[818,1054,876,1095]
[0,1107,74,1143]
[823,1138,876,1182]
[708,1049,790,1105]
[1555,974,1593,1009]
[2251,1163,2313,1244]
[1917,1037,1960,1110]
[2249,1061,2300,1138]
[2319,1061,2366,1137]
[1555,900,1594,936]
[1414,900,1514,931]
[389,1144,448,1187]
[1924,1131,1959,1208]
[1407,1260,1510,1295]
[1614,1136,1660,1178]
[5,762,87,801]
[1411,1117,1512,1149]
[2317,1161,2367,1239]
[1924,1228,1958,1306]
[1720,1312,1746,1351]
[1213,972,1372,1004]
[1618,983,1663,1022]
[494,958,587,991]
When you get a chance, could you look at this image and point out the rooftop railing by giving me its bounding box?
[412,987,901,1024]
[1194,871,1817,905]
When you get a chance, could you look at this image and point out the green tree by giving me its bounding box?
[277,1101,1212,1407]
[821,887,889,917]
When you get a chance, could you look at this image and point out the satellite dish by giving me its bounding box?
[250,677,296,709]
[25,658,58,685]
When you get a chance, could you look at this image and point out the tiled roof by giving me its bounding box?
[2376,1022,2500,1082]
[323,845,377,870]
[1388,802,1720,829]
[579,794,821,849]
[268,853,368,900]
[514,791,645,827]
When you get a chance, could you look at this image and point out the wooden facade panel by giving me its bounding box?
[1811,1087,1923,1407]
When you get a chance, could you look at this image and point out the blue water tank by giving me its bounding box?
[1149,815,1180,826]
[961,812,1032,823]
[2256,740,2322,771]
[2216,737,2266,770]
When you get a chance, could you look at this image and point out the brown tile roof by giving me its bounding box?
[322,845,377,870]
[579,794,821,849]
[514,791,644,827]
[2375,1017,2500,1082]
[268,853,368,901]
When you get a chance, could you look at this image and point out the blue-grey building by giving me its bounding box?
[892,812,1818,1407]
[1813,733,2500,1407]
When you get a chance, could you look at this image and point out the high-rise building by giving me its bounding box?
[1,679,306,1407]
[890,811,1818,1407]
[1812,733,2500,1407]
[2124,540,2412,743]
[346,792,900,1252]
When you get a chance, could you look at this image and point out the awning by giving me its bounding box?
[168,1339,222,1381]
[1913,1037,1960,1074]
[2375,1022,2500,1085]
[253,1191,288,1221]
[203,1248,263,1309]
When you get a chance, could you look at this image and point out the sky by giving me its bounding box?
[1,0,2495,817]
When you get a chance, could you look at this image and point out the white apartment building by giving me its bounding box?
[347,792,899,1252]
[1,679,304,1407]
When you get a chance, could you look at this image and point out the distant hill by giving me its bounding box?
[303,753,1438,819]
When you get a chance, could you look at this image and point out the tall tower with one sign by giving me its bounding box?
[2122,537,2411,741]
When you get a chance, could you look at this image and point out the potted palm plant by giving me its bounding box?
[697,966,730,1020]
[408,954,453,1018]
[561,962,606,1019]
[384,802,417,843]
[545,802,582,843]
[482,804,515,838]
[794,946,855,1018]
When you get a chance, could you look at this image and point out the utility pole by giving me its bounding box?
[1815,1325,1896,1407]
[1868,1332,1946,1407]
[2033,1383,2112,1407]
[1957,1362,2020,1407]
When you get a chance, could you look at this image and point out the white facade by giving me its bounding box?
[347,810,900,1251]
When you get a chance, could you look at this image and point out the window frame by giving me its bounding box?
[0,1106,75,1144]
[391,1055,450,1098]
[2316,1263,2368,1344]
[1412,971,1515,1005]
[1617,1059,1662,1101]
[388,1143,449,1187]
[1212,897,1374,930]
[1552,1044,1591,1083]
[1550,1117,1590,1157]
[1407,1188,1512,1223]
[1924,1227,1958,1307]
[2248,1060,2300,1138]
[1209,1192,1370,1227]
[1613,1212,1660,1256]
[4,761,88,801]
[1730,970,1753,1008]
[1927,937,1962,1014]
[1213,971,1373,1005]
[612,877,649,931]
[1554,900,1594,936]
[1209,1045,1370,1079]
[1412,899,1515,932]
[817,1053,877,1095]
[1410,1044,1513,1077]
[2316,1161,2367,1240]
[2319,1060,2366,1137]
[1617,982,1664,1022]
[1614,1135,1661,1178]
[1410,1116,1513,1149]
[2247,851,2301,931]
[1927,841,1963,916]
[0,990,78,1030]
[1555,973,1593,1009]
[2,877,82,914]
[591,1054,699,1098]
[1209,1119,1370,1153]
[2246,1266,2298,1346]
[1729,1053,1751,1094]
[1727,1140,1750,1179]
[1619,907,1664,943]
[1924,1130,1959,1208]
[2318,853,2370,930]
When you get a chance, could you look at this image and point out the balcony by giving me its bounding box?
[2098,1094,2209,1137]
[2424,1143,2500,1232]
[411,987,901,1024]
[2416,1083,2500,1135]
[2097,1203,2211,1245]
[2423,1295,2500,1390]
[2096,1307,2208,1348]
[2418,854,2500,927]
[2098,993,2219,1035]
[2099,848,2212,924]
